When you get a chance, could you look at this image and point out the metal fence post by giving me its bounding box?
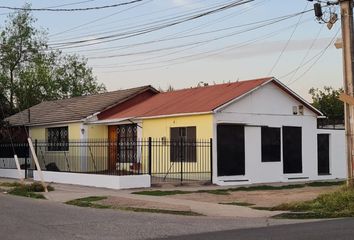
[148,137,152,176]
[34,139,38,170]
[180,138,183,184]
[24,157,28,179]
[210,138,213,184]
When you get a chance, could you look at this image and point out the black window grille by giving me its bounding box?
[47,127,69,151]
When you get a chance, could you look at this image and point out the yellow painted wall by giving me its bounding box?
[142,114,213,140]
[29,123,82,141]
[87,125,108,139]
[28,123,109,173]
[140,114,213,181]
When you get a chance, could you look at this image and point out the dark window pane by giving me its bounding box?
[170,127,197,162]
[47,127,69,151]
[261,127,281,162]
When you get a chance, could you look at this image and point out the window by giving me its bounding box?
[261,127,281,162]
[47,127,69,151]
[170,127,196,162]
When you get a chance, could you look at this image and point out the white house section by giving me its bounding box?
[212,81,346,186]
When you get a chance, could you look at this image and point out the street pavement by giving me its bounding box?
[0,193,310,240]
[158,218,354,240]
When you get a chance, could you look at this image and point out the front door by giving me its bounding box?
[217,124,245,176]
[318,134,330,175]
[117,124,138,164]
[108,126,117,171]
[108,124,138,171]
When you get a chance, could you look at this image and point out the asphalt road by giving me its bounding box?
[0,193,349,240]
[160,218,354,240]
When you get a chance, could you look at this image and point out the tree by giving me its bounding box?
[0,5,106,119]
[309,87,344,126]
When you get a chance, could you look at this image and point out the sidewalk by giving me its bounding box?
[35,181,282,218]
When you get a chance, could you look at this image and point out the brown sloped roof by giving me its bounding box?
[103,77,322,120]
[104,78,272,119]
[6,85,157,126]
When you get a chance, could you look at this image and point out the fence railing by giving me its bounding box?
[0,138,212,184]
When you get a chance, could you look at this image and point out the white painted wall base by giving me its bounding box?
[0,169,25,179]
[33,171,151,189]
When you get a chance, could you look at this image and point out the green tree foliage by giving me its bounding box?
[0,5,106,120]
[309,87,344,123]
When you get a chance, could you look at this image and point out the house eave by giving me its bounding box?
[15,120,84,128]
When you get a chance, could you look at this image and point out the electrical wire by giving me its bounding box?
[287,28,340,86]
[267,2,309,76]
[46,1,267,53]
[86,12,307,60]
[285,24,324,83]
[94,18,313,72]
[49,0,153,38]
[0,0,145,12]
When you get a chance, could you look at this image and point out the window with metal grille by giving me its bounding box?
[170,127,196,162]
[261,127,281,162]
[47,127,69,151]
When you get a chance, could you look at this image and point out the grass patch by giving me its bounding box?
[0,182,23,187]
[229,184,306,192]
[132,190,191,196]
[271,186,354,219]
[251,206,273,211]
[132,181,345,197]
[197,189,230,195]
[120,207,203,216]
[220,202,255,207]
[6,182,54,200]
[306,181,345,187]
[66,196,110,208]
[8,187,45,199]
[66,196,203,216]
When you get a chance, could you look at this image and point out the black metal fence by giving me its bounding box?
[317,118,345,130]
[0,138,212,184]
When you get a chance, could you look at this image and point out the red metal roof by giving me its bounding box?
[104,77,273,119]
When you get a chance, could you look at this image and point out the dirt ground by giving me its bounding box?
[169,186,340,208]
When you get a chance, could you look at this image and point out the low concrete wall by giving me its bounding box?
[33,171,151,189]
[0,169,25,179]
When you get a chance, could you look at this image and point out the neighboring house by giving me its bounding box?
[90,77,346,185]
[4,86,158,172]
[6,85,158,140]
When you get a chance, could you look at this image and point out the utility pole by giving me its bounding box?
[312,0,354,186]
[339,0,354,187]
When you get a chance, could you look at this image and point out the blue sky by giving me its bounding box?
[0,0,344,100]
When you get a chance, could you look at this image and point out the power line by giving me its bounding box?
[285,24,324,83]
[48,0,205,38]
[49,0,153,38]
[94,18,313,72]
[0,0,145,12]
[47,1,259,50]
[86,12,307,60]
[267,2,309,76]
[285,28,340,86]
[61,9,308,57]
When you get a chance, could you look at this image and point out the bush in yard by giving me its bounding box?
[28,182,54,192]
